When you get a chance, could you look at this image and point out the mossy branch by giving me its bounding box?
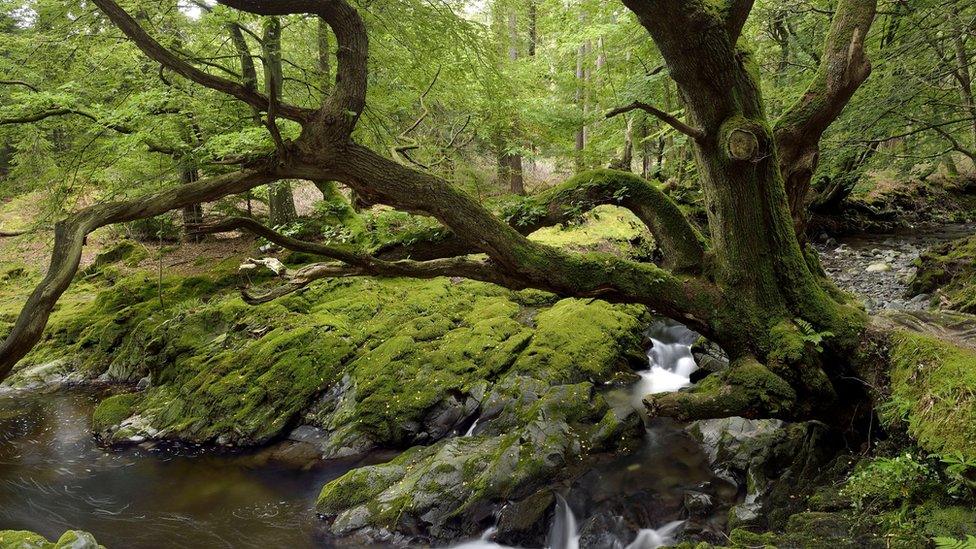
[0,168,283,379]
[374,169,707,272]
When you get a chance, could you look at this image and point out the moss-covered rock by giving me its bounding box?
[883,330,976,459]
[0,530,103,549]
[909,234,976,313]
[317,381,643,541]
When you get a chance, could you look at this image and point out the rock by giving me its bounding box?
[136,376,151,390]
[687,417,784,465]
[316,382,644,544]
[0,529,105,549]
[688,419,842,531]
[865,262,891,273]
[682,491,714,518]
[0,359,81,392]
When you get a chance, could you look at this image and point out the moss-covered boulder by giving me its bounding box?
[909,234,976,313]
[317,381,642,542]
[882,330,976,460]
[35,267,646,451]
[0,530,103,549]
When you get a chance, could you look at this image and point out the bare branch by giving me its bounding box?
[189,216,530,302]
[90,0,309,122]
[0,229,30,238]
[606,101,706,141]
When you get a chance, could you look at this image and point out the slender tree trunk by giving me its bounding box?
[951,15,976,149]
[180,166,204,241]
[268,182,297,227]
[527,1,537,57]
[502,8,525,195]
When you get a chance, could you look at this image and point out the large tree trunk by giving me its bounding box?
[622,0,875,422]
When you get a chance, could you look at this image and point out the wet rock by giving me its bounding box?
[317,382,644,545]
[0,359,81,392]
[0,529,105,549]
[136,376,151,390]
[495,491,554,546]
[688,419,842,531]
[682,491,713,518]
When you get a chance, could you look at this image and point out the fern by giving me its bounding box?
[934,535,976,549]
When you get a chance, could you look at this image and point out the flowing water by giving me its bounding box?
[453,319,730,549]
[0,319,726,548]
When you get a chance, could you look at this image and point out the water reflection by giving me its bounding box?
[0,390,383,548]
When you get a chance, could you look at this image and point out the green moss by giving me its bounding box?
[0,530,50,549]
[885,331,976,459]
[92,393,141,432]
[909,235,976,313]
[0,530,104,549]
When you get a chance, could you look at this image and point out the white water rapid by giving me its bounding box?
[449,493,681,549]
[449,320,701,549]
[630,321,699,408]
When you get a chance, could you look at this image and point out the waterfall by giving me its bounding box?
[630,321,699,408]
[449,494,682,549]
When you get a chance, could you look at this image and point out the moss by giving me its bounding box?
[909,234,976,313]
[918,504,976,538]
[885,331,976,459]
[0,530,104,549]
[92,393,141,432]
[0,530,51,549]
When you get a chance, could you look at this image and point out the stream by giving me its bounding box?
[816,223,975,312]
[0,324,727,547]
[5,225,970,547]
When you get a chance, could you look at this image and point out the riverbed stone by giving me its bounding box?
[0,530,105,549]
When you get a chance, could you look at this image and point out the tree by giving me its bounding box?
[0,0,879,426]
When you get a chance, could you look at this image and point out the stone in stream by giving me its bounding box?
[865,262,892,273]
[687,418,842,531]
[0,529,104,549]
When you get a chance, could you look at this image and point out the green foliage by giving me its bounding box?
[841,453,937,511]
[935,535,976,549]
[794,318,834,353]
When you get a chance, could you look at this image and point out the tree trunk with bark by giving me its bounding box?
[268,182,297,227]
[0,0,884,430]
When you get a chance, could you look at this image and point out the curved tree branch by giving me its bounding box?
[775,0,879,227]
[0,79,39,92]
[90,0,309,122]
[0,107,178,155]
[0,168,284,378]
[374,169,706,273]
[215,0,368,132]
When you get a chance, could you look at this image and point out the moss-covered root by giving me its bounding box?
[644,356,797,421]
[0,529,104,549]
